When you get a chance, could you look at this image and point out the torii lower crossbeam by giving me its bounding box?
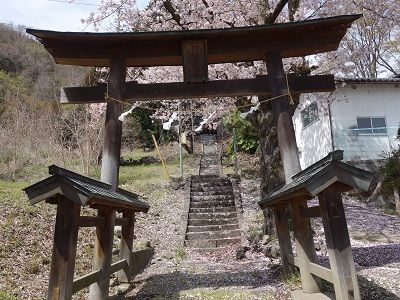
[60,74,335,103]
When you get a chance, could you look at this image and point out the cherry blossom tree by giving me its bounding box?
[81,0,400,233]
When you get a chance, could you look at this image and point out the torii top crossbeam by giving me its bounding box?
[27,14,361,68]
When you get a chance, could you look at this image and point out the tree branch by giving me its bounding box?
[162,0,183,28]
[264,0,288,24]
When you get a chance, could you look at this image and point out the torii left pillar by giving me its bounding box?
[265,52,321,295]
[89,58,126,300]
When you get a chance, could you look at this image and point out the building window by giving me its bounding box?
[301,102,319,128]
[356,117,387,134]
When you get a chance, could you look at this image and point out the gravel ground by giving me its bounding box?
[116,178,400,300]
[2,165,398,300]
[113,178,295,300]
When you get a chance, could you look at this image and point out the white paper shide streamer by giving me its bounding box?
[162,112,178,131]
[195,111,216,132]
[240,96,260,119]
[118,104,139,122]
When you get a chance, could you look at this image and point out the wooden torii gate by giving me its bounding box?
[27,14,362,300]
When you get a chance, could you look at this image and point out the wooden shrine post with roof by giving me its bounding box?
[258,151,373,300]
[23,166,150,300]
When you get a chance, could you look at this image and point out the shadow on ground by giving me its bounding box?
[110,265,286,299]
[353,244,400,267]
[110,255,400,300]
[358,275,400,300]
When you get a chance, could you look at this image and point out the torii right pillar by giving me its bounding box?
[264,52,322,293]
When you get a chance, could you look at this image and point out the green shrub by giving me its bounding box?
[223,110,259,158]
[381,148,400,194]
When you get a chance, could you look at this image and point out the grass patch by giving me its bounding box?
[381,203,398,216]
[179,288,275,300]
[175,247,187,261]
[0,290,18,300]
[282,269,302,290]
[0,180,28,200]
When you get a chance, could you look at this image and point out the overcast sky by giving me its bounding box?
[0,0,148,32]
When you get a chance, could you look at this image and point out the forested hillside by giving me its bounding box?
[0,24,94,180]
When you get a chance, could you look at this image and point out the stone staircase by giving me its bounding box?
[199,135,221,176]
[184,134,241,251]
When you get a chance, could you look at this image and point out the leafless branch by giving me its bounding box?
[162,0,183,28]
[304,0,330,20]
[264,0,288,24]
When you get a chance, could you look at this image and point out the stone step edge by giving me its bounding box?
[188,216,238,221]
[189,208,236,213]
[189,202,235,207]
[186,229,241,235]
[188,247,234,253]
[187,224,239,232]
[185,237,241,248]
[188,218,239,225]
[188,212,237,218]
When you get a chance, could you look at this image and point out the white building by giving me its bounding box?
[293,78,400,169]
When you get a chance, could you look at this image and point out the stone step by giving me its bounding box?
[188,218,239,226]
[188,211,237,220]
[201,161,220,164]
[201,156,220,160]
[200,170,221,176]
[187,223,239,232]
[191,190,233,196]
[191,195,233,202]
[186,237,241,248]
[201,155,220,158]
[190,200,235,208]
[189,207,236,213]
[191,182,231,188]
[201,160,220,164]
[186,229,241,240]
[191,186,233,193]
[191,175,219,180]
[189,247,232,253]
[200,165,220,169]
[191,178,230,184]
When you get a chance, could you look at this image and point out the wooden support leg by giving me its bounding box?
[273,204,294,277]
[319,189,361,300]
[291,198,321,294]
[89,206,116,300]
[48,197,80,300]
[117,210,135,283]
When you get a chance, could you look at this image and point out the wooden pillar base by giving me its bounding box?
[117,210,135,283]
[88,206,116,300]
[319,188,361,300]
[291,198,321,294]
[48,197,80,300]
[291,290,335,300]
[273,204,294,277]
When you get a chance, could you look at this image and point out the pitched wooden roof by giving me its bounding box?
[23,165,149,212]
[26,14,361,67]
[258,150,373,209]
